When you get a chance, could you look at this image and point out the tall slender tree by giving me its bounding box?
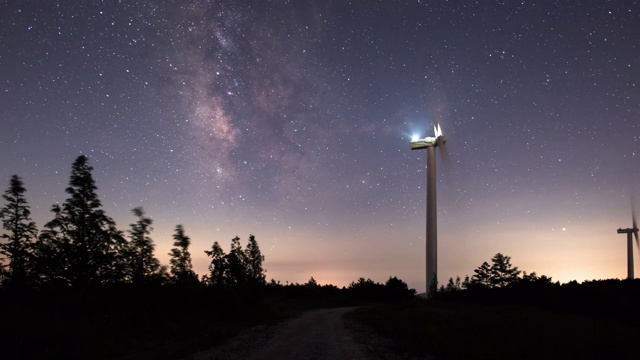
[244,234,266,286]
[127,207,161,284]
[204,241,227,286]
[169,224,197,284]
[0,175,38,288]
[204,235,266,288]
[225,236,247,286]
[37,155,125,287]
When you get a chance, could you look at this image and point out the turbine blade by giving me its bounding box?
[635,231,640,262]
[439,141,450,167]
[437,123,443,137]
[632,192,637,229]
[437,141,459,214]
[632,194,639,260]
[437,140,451,191]
[433,125,438,137]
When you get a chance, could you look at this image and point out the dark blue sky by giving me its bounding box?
[1,0,639,291]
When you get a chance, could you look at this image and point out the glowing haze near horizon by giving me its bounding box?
[1,1,639,292]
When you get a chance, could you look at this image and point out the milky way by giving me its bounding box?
[1,1,639,291]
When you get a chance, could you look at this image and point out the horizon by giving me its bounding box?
[9,160,639,290]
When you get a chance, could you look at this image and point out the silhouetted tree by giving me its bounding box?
[169,224,197,284]
[306,276,319,288]
[385,276,416,299]
[225,236,247,286]
[471,261,492,288]
[427,273,441,297]
[462,275,471,288]
[520,271,556,287]
[36,156,126,287]
[127,207,162,284]
[469,253,522,289]
[204,235,266,288]
[386,276,408,292]
[521,271,539,282]
[349,277,385,300]
[204,241,226,286]
[244,234,266,286]
[0,175,38,288]
[489,253,521,288]
[444,276,464,292]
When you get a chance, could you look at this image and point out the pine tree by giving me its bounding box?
[488,253,521,288]
[204,241,227,286]
[37,155,126,287]
[204,235,266,288]
[0,175,38,288]
[169,224,197,284]
[471,261,492,288]
[225,236,247,286]
[444,276,463,292]
[244,234,266,286]
[470,253,522,289]
[462,275,471,288]
[127,207,161,284]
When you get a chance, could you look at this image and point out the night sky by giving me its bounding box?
[2,1,639,292]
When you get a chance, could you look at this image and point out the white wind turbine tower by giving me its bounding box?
[617,204,639,279]
[410,124,447,297]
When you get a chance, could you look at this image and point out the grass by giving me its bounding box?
[348,299,638,359]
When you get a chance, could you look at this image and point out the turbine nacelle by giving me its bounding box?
[410,124,446,150]
[410,136,437,150]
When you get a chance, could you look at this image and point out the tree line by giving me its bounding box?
[0,155,265,290]
[429,252,561,304]
[438,252,555,293]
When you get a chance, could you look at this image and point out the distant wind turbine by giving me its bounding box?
[410,124,447,297]
[617,203,639,279]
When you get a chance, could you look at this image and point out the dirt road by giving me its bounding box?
[184,307,422,360]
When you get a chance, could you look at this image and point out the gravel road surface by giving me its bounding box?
[183,307,429,360]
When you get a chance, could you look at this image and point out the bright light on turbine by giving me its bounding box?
[411,134,420,141]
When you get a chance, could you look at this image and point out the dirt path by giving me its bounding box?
[183,307,426,360]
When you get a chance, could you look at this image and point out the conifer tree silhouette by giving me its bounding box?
[204,235,266,287]
[0,175,38,288]
[169,224,197,284]
[204,241,227,286]
[37,155,125,287]
[127,207,161,284]
[244,234,266,286]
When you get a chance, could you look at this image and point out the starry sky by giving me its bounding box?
[1,1,639,292]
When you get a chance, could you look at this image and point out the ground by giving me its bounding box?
[183,307,432,360]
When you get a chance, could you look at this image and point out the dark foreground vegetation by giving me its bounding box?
[0,155,415,359]
[1,278,415,360]
[349,275,640,359]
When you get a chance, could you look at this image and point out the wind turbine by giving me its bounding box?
[617,205,639,279]
[410,124,447,297]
